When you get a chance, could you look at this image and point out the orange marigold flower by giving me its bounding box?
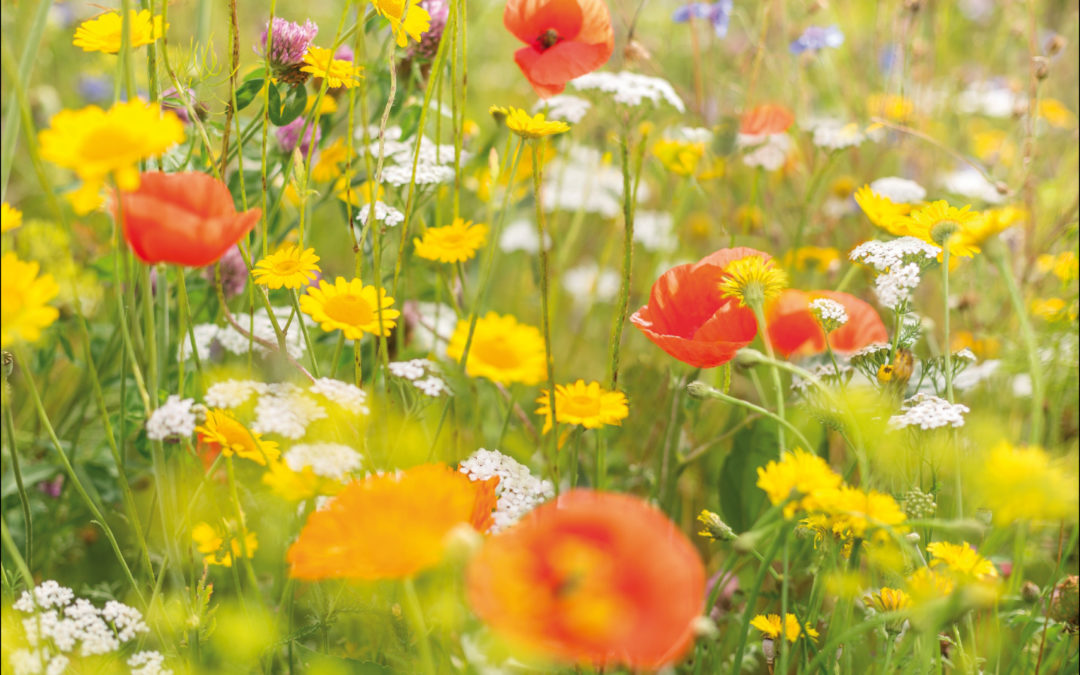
[287,464,494,580]
[467,490,706,669]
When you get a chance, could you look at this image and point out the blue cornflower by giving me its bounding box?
[789,25,844,54]
[672,0,733,38]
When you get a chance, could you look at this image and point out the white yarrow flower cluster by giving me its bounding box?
[809,120,865,150]
[874,262,923,310]
[355,201,405,227]
[388,358,451,397]
[128,651,171,675]
[571,71,685,111]
[458,448,554,533]
[10,582,164,674]
[737,132,792,171]
[381,163,455,186]
[541,147,650,218]
[184,307,305,362]
[849,237,941,272]
[204,379,268,409]
[889,393,970,430]
[145,396,197,441]
[251,385,328,439]
[284,443,363,481]
[869,177,927,204]
[534,94,591,123]
[310,377,370,415]
[809,298,849,328]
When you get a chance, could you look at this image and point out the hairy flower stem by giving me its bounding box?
[690,382,815,452]
[730,528,785,674]
[532,141,559,485]
[606,131,636,390]
[941,247,955,403]
[750,302,787,452]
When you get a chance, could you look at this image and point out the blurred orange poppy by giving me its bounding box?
[740,103,795,136]
[116,171,260,267]
[765,289,889,358]
[504,0,614,98]
[630,247,763,368]
[467,490,705,669]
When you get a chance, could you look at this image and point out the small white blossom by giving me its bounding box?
[810,120,865,150]
[179,323,220,361]
[355,201,405,227]
[738,132,791,171]
[571,71,685,111]
[955,347,977,362]
[204,379,267,409]
[633,211,678,252]
[309,378,370,415]
[499,219,549,253]
[146,396,196,441]
[562,263,620,304]
[956,81,1023,118]
[389,359,451,397]
[874,262,923,310]
[534,94,591,123]
[668,125,712,144]
[869,177,927,204]
[389,358,432,381]
[128,650,172,675]
[809,298,849,327]
[381,163,455,186]
[101,600,148,642]
[214,308,305,361]
[284,443,363,481]
[414,376,451,397]
[459,448,554,533]
[850,237,941,272]
[251,391,327,439]
[940,167,1004,204]
[541,147,650,217]
[14,581,74,612]
[889,393,970,430]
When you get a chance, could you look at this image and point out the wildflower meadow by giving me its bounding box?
[2,0,1080,673]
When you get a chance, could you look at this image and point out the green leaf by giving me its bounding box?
[235,78,265,112]
[718,419,779,533]
[276,86,308,126]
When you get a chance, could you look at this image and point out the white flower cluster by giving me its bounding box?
[355,201,405,227]
[571,71,685,111]
[541,147,651,218]
[737,132,792,171]
[251,384,328,439]
[850,237,941,272]
[381,163,455,186]
[499,219,551,253]
[809,298,849,328]
[145,395,197,441]
[358,126,459,188]
[562,263,620,305]
[534,94,591,123]
[956,81,1024,118]
[10,582,168,675]
[181,307,305,362]
[633,210,678,252]
[874,262,922,310]
[850,342,891,359]
[388,358,451,397]
[889,393,970,430]
[205,379,267,409]
[939,167,1004,204]
[869,177,926,204]
[310,377,370,415]
[284,443,363,481]
[458,448,554,533]
[128,650,171,675]
[809,120,865,150]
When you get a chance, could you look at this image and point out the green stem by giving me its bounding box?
[750,303,787,452]
[0,517,33,587]
[532,141,559,482]
[606,130,636,389]
[2,396,32,566]
[731,529,786,673]
[402,578,436,675]
[0,0,52,202]
[942,247,954,403]
[691,382,815,452]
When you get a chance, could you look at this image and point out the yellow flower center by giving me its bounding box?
[324,294,374,326]
[477,336,520,369]
[563,393,602,418]
[273,259,302,275]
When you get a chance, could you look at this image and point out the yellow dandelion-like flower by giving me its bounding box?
[535,380,629,433]
[73,9,166,54]
[371,0,431,47]
[304,93,339,118]
[926,541,998,581]
[864,587,912,613]
[652,138,705,176]
[755,449,843,519]
[37,101,184,214]
[497,106,571,139]
[310,138,350,182]
[1,252,60,348]
[854,185,913,235]
[446,312,547,385]
[907,566,955,600]
[299,277,399,340]
[414,218,489,264]
[971,441,1079,524]
[1035,251,1079,283]
[1,203,22,233]
[718,255,787,308]
[1030,297,1076,322]
[749,614,819,643]
[191,521,258,568]
[300,46,364,88]
[900,200,984,258]
[809,485,909,541]
[963,205,1025,245]
[195,409,280,466]
[252,245,321,290]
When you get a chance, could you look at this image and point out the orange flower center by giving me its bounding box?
[324,294,374,326]
[563,393,601,418]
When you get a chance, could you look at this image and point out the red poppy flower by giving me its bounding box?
[630,247,765,368]
[739,103,795,136]
[116,171,260,267]
[467,490,705,669]
[765,289,889,358]
[504,0,614,98]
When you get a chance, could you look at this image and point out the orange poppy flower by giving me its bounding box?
[765,289,889,358]
[116,172,260,267]
[287,463,495,581]
[467,490,705,669]
[739,103,795,136]
[504,0,614,98]
[630,247,764,368]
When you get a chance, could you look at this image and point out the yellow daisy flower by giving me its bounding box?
[37,101,184,214]
[926,541,998,581]
[651,138,704,176]
[310,138,350,182]
[854,185,913,235]
[335,178,383,207]
[899,200,983,258]
[73,9,166,54]
[299,277,399,340]
[301,46,364,89]
[413,218,489,263]
[191,521,258,568]
[755,449,843,519]
[1,252,60,348]
[749,613,818,643]
[718,255,787,308]
[535,380,629,433]
[371,0,432,47]
[1030,297,1075,322]
[971,441,1079,524]
[446,312,547,385]
[864,587,912,613]
[1036,252,1079,283]
[1,203,22,233]
[496,106,571,139]
[195,409,280,466]
[252,245,321,290]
